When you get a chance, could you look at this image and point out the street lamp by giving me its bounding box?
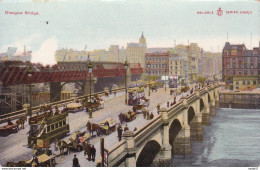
[27,63,33,117]
[163,62,167,91]
[147,61,151,96]
[124,61,128,105]
[88,59,93,118]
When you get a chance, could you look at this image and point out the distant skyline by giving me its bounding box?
[0,0,259,64]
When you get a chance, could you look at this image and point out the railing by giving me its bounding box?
[0,87,126,123]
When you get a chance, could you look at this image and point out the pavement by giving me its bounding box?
[0,84,196,167]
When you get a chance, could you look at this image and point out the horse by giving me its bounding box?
[119,113,126,124]
[104,91,109,97]
[57,140,68,158]
[86,121,100,137]
[16,116,27,130]
[83,142,91,160]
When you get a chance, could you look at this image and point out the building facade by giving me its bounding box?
[222,42,260,90]
[145,52,169,76]
[126,32,147,68]
[55,48,88,62]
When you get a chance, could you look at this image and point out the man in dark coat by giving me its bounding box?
[90,145,96,161]
[72,154,80,167]
[117,125,123,142]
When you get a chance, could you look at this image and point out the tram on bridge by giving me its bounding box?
[27,111,70,148]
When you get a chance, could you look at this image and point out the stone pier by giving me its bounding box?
[173,125,191,157]
[202,106,210,126]
[190,115,203,142]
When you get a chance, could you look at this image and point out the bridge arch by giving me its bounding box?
[169,119,182,154]
[188,106,195,125]
[136,140,161,167]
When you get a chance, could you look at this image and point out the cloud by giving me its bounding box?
[31,36,58,65]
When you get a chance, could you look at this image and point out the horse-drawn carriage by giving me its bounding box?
[25,154,57,167]
[62,131,91,152]
[128,87,147,105]
[99,118,117,135]
[0,124,18,136]
[119,111,136,123]
[66,102,84,113]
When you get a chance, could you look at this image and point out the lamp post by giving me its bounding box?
[88,59,93,118]
[124,61,128,105]
[147,61,151,96]
[27,64,33,117]
[163,62,167,91]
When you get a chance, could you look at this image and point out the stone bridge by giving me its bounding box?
[107,83,220,167]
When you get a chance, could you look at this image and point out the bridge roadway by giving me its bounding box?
[0,85,194,167]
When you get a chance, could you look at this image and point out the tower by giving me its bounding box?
[139,31,146,45]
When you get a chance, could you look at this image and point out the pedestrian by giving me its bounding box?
[90,145,96,161]
[55,139,58,152]
[124,124,129,132]
[143,110,146,119]
[117,125,123,142]
[134,127,137,132]
[72,154,80,167]
[150,112,154,119]
[146,111,150,120]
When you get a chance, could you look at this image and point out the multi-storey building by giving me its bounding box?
[145,52,169,76]
[222,42,259,90]
[55,48,88,62]
[126,32,147,67]
[168,49,188,83]
[108,45,126,63]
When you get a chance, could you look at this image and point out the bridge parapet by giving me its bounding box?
[106,83,220,167]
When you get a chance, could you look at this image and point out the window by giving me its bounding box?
[170,66,172,69]
[232,58,236,62]
[227,58,230,62]
[227,70,230,75]
[253,81,256,85]
[175,61,177,65]
[247,81,250,85]
[250,70,254,75]
[244,63,247,69]
[51,124,55,130]
[239,70,242,75]
[250,64,254,69]
[175,71,177,74]
[55,123,58,129]
[227,64,230,68]
[244,70,247,75]
[233,70,236,75]
[63,119,66,125]
[47,125,50,132]
[243,81,246,85]
[236,81,239,85]
[175,66,177,70]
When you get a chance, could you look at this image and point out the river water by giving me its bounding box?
[154,108,260,167]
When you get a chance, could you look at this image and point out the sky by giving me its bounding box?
[0,0,259,65]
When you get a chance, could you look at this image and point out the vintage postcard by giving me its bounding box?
[0,0,259,168]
